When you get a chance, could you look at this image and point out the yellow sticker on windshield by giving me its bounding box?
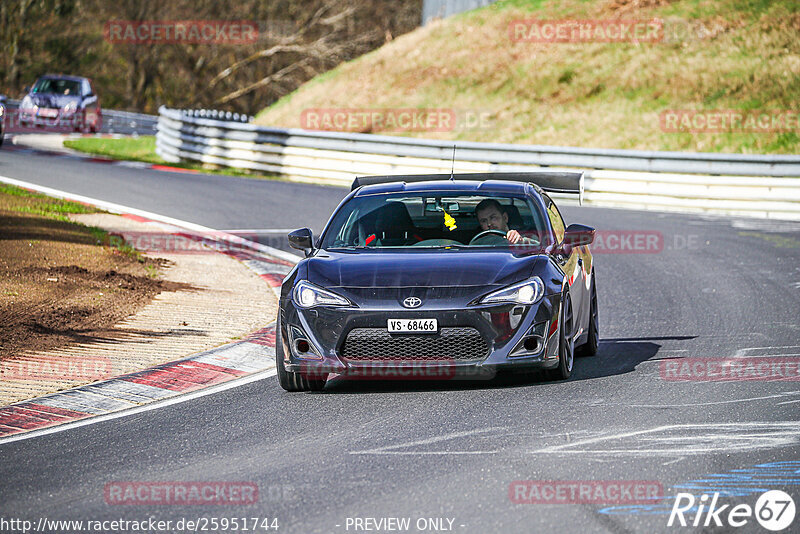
[444,211,457,231]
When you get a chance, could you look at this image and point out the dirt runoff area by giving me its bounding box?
[0,184,277,405]
[0,186,174,357]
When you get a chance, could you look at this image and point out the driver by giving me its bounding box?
[474,199,529,244]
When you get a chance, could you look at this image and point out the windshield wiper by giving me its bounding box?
[429,244,470,249]
[328,245,468,250]
[327,245,374,251]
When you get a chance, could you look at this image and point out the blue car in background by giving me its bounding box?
[18,74,102,132]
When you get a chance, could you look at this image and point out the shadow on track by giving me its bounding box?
[318,336,697,394]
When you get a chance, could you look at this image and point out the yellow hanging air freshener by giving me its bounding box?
[444,211,457,231]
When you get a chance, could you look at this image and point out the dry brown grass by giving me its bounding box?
[256,0,799,153]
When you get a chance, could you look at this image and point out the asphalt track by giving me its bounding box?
[1,146,800,533]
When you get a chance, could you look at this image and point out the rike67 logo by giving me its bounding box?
[668,490,796,531]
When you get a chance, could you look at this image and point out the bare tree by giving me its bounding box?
[0,0,422,113]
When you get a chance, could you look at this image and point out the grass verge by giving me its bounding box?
[63,136,283,180]
[255,0,799,154]
[0,183,168,359]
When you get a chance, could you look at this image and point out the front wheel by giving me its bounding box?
[275,317,326,392]
[548,292,574,381]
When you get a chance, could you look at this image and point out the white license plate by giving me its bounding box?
[38,109,58,118]
[387,318,437,333]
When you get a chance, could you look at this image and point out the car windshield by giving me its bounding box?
[320,191,550,250]
[32,78,81,96]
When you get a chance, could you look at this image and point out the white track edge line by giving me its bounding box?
[0,174,302,264]
[0,173,294,443]
[0,368,277,446]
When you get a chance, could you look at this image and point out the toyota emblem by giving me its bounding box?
[402,296,422,308]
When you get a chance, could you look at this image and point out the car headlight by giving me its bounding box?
[293,280,350,308]
[63,101,77,112]
[20,96,35,110]
[480,277,544,305]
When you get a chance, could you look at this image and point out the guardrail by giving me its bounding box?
[156,106,800,220]
[103,108,158,134]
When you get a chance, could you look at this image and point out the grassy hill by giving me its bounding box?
[255,0,799,154]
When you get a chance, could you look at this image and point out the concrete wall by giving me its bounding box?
[422,0,499,25]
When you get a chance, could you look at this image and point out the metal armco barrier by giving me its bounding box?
[103,108,158,134]
[156,106,800,220]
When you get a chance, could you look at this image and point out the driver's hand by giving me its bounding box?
[506,230,522,244]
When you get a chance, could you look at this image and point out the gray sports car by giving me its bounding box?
[276,172,598,391]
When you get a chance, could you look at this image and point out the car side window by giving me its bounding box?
[544,195,566,244]
[82,80,92,97]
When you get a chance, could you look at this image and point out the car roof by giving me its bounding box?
[353,179,531,197]
[38,74,89,82]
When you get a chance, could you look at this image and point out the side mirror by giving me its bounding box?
[23,86,30,93]
[563,223,595,247]
[288,228,314,256]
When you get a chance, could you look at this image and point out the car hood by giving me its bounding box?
[307,250,540,289]
[30,93,80,108]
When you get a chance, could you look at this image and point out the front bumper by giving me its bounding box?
[279,291,564,379]
[18,108,82,127]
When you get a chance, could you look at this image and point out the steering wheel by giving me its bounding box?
[469,229,508,245]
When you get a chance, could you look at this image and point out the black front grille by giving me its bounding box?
[341,327,488,361]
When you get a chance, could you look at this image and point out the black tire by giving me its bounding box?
[548,292,574,381]
[275,317,327,392]
[576,273,598,357]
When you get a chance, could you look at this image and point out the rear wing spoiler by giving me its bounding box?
[351,172,585,205]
